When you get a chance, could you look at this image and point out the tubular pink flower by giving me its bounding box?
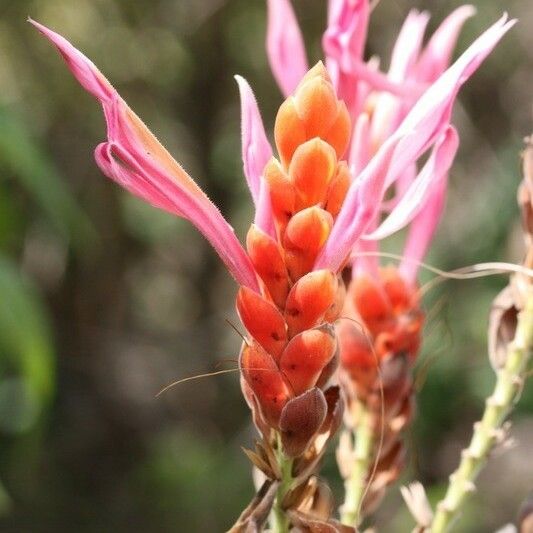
[316,13,514,273]
[392,13,515,174]
[234,75,274,235]
[364,126,459,241]
[314,133,403,273]
[266,0,309,97]
[31,18,259,292]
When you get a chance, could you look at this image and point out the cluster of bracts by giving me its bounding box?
[237,66,352,528]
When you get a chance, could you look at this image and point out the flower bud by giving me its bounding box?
[323,100,351,159]
[264,157,296,236]
[294,64,338,139]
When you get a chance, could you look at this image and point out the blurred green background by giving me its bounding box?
[0,0,531,531]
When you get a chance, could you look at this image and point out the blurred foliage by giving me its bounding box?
[0,0,531,531]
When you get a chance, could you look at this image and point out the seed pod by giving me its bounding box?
[279,387,327,457]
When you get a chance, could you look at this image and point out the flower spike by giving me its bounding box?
[31,19,259,292]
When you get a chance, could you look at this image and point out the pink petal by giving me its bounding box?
[315,134,403,273]
[399,173,449,285]
[387,13,515,188]
[369,10,429,146]
[351,225,379,278]
[349,112,370,175]
[416,5,476,83]
[32,19,260,292]
[234,75,274,234]
[266,0,309,97]
[323,0,369,71]
[350,60,426,97]
[323,0,370,114]
[388,9,430,81]
[364,126,459,241]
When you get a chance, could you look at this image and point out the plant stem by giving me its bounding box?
[431,291,533,533]
[340,401,374,527]
[271,435,294,533]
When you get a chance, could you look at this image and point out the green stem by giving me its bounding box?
[271,435,294,533]
[431,291,533,533]
[340,401,375,527]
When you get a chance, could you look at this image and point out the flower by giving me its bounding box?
[32,7,514,527]
[266,1,515,522]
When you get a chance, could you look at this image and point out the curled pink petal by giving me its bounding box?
[388,13,515,188]
[365,126,459,241]
[323,0,370,114]
[32,19,260,292]
[388,9,430,80]
[234,75,273,234]
[370,10,429,146]
[399,173,449,285]
[315,134,403,273]
[416,5,476,83]
[266,0,309,97]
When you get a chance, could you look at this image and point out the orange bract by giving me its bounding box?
[284,207,333,280]
[280,325,337,395]
[237,287,288,360]
[240,341,292,427]
[285,270,338,337]
[246,224,290,308]
[289,138,337,210]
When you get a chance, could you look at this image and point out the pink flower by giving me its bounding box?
[31,6,514,295]
[266,2,514,281]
